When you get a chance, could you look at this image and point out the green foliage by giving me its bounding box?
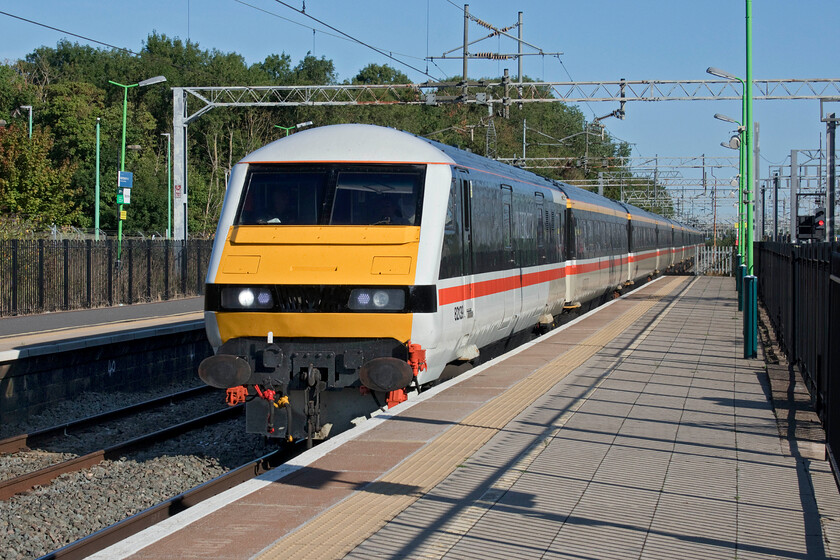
[254,54,293,84]
[292,54,337,85]
[0,124,79,225]
[0,34,666,236]
[352,64,410,85]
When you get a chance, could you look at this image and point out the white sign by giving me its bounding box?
[122,187,131,205]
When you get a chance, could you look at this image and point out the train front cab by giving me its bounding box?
[200,145,450,443]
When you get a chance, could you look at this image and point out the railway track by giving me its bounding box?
[39,445,301,560]
[0,385,216,455]
[0,386,237,500]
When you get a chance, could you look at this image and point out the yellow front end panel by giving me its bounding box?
[212,225,421,343]
[216,312,413,342]
[214,225,421,286]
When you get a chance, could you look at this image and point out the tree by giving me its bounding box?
[352,64,409,85]
[0,65,34,123]
[0,124,79,226]
[0,34,668,236]
[254,54,293,84]
[293,54,337,85]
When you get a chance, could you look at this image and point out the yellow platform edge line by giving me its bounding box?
[258,276,687,560]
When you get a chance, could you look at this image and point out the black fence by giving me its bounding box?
[0,239,214,316]
[756,241,840,462]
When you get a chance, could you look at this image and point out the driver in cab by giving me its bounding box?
[263,189,295,224]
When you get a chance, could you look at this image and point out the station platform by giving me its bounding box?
[0,297,203,362]
[97,276,840,560]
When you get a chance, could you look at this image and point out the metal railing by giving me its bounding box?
[695,246,734,276]
[830,253,840,471]
[0,239,213,316]
[756,242,839,460]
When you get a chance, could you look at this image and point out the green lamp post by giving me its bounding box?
[108,75,167,264]
[95,117,101,241]
[743,0,757,359]
[706,0,756,358]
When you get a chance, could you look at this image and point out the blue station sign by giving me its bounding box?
[118,171,134,189]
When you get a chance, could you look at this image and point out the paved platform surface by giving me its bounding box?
[0,297,203,361]
[104,276,840,560]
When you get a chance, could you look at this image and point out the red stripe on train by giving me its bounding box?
[438,256,630,306]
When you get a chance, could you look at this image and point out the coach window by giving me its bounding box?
[535,192,545,259]
[604,222,610,254]
[237,167,328,225]
[439,178,462,279]
[330,168,424,226]
[501,185,513,263]
[557,207,566,259]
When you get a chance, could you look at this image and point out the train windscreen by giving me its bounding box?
[236,164,424,226]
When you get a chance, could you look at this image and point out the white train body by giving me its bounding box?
[199,124,702,440]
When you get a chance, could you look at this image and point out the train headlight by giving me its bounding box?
[348,288,405,311]
[238,289,255,307]
[372,291,390,307]
[221,287,274,310]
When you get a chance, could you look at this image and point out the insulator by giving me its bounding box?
[471,16,496,30]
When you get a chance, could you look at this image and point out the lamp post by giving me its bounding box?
[274,121,313,136]
[707,67,747,259]
[108,75,167,264]
[161,133,172,239]
[744,1,754,277]
[714,112,746,254]
[95,118,101,241]
[743,0,757,359]
[19,105,32,138]
[707,0,756,359]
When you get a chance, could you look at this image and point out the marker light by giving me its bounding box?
[348,288,405,311]
[257,290,272,306]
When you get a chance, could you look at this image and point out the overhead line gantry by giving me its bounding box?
[171,78,840,240]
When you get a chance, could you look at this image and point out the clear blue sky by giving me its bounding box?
[2,1,838,222]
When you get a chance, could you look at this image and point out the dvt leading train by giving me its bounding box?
[198,124,702,442]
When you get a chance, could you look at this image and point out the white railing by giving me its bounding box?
[695,246,734,276]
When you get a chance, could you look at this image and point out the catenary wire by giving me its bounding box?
[0,10,140,56]
[272,0,443,81]
[236,1,430,67]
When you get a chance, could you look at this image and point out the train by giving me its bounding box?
[198,123,703,443]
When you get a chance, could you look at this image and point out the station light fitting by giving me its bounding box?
[706,67,740,81]
[137,75,167,88]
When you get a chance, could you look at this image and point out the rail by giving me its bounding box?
[39,448,298,560]
[0,385,216,454]
[0,405,242,500]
